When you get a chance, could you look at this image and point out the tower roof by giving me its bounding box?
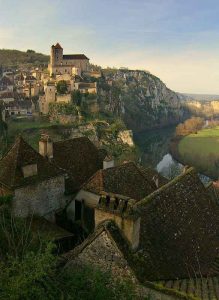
[53,43,63,49]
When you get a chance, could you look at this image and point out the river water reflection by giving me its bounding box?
[134,126,210,183]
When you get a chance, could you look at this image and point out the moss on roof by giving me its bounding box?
[133,167,219,281]
[52,137,104,192]
[83,162,158,200]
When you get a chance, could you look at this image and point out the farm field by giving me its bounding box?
[178,126,219,179]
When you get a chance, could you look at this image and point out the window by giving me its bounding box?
[22,164,37,178]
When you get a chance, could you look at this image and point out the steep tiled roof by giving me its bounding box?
[0,136,64,189]
[138,166,169,187]
[31,217,74,241]
[63,54,89,60]
[83,162,157,200]
[52,137,103,192]
[5,100,32,109]
[63,220,135,281]
[134,168,219,281]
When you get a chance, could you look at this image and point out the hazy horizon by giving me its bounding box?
[1,0,219,94]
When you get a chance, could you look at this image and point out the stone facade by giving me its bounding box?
[95,208,140,250]
[39,83,56,114]
[56,93,71,103]
[48,43,89,76]
[13,175,66,221]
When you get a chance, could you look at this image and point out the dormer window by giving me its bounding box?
[22,164,37,178]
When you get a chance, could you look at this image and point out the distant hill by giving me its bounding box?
[0,49,49,68]
[180,93,219,102]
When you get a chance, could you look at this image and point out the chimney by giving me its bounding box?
[95,194,140,251]
[103,155,114,169]
[39,134,53,159]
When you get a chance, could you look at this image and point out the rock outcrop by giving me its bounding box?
[97,69,190,132]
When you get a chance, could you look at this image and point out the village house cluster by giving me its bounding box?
[0,132,219,299]
[0,43,101,120]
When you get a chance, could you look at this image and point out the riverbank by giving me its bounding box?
[170,126,219,180]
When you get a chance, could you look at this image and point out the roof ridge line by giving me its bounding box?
[82,169,103,190]
[135,167,197,208]
[134,163,157,189]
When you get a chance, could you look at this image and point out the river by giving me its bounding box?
[134,126,211,183]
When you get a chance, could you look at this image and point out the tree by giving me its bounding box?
[71,90,82,106]
[57,80,68,94]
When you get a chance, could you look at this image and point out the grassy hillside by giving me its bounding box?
[0,49,49,67]
[178,126,219,178]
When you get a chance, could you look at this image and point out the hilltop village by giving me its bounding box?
[0,44,219,299]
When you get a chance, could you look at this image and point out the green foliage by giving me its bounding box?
[107,119,126,137]
[0,194,13,205]
[0,49,49,67]
[26,49,35,53]
[0,208,138,300]
[0,243,56,300]
[57,80,68,94]
[49,102,78,116]
[71,90,82,106]
[59,265,136,300]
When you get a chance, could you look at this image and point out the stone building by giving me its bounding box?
[48,43,89,76]
[64,167,219,299]
[67,161,167,231]
[0,136,66,221]
[74,82,97,94]
[0,76,14,93]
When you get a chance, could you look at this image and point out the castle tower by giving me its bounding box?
[49,43,63,76]
[51,43,63,66]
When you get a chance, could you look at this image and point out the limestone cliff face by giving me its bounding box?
[185,100,219,117]
[97,69,189,132]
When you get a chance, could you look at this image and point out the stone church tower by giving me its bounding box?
[48,43,90,76]
[50,43,63,67]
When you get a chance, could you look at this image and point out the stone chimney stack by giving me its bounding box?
[103,155,114,169]
[39,134,53,159]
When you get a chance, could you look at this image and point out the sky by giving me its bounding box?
[1,0,219,94]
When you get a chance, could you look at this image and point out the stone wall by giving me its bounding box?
[56,94,71,103]
[95,209,140,250]
[13,175,66,220]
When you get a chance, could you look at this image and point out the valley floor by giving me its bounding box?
[173,126,219,179]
